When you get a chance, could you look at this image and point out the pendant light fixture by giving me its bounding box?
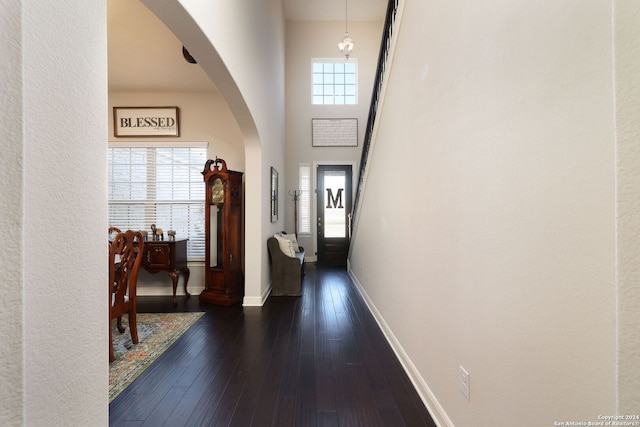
[338,0,354,60]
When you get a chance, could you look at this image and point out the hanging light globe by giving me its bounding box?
[338,32,354,60]
[337,0,354,60]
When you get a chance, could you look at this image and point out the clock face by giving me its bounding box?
[211,178,224,204]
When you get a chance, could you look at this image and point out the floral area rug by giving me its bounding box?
[109,312,205,402]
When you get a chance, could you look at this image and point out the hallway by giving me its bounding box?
[109,265,435,426]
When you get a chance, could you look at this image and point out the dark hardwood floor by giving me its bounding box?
[109,264,436,427]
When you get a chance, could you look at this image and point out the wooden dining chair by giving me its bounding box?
[108,227,126,334]
[109,230,144,363]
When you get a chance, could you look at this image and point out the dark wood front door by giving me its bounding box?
[317,165,352,266]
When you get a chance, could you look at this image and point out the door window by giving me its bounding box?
[323,171,347,238]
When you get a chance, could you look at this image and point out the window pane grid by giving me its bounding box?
[312,60,357,105]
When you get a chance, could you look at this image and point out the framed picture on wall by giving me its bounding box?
[113,106,180,137]
[312,118,358,147]
[271,167,278,223]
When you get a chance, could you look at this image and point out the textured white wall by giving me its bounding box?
[613,0,640,414]
[0,1,25,425]
[9,0,108,425]
[350,1,619,425]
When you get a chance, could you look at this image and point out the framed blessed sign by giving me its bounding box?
[113,106,180,137]
[312,118,358,147]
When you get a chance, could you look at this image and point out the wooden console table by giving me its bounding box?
[142,238,190,303]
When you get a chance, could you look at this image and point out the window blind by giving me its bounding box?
[108,143,207,260]
[298,164,311,234]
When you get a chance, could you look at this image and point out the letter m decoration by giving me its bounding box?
[326,188,344,209]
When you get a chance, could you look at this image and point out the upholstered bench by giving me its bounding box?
[267,233,305,296]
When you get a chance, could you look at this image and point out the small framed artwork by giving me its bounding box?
[113,106,180,137]
[312,118,358,147]
[271,167,279,223]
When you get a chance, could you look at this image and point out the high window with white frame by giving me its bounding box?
[312,59,357,105]
[107,142,207,260]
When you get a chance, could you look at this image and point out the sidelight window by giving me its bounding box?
[298,164,311,234]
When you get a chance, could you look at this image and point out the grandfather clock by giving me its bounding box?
[201,158,244,306]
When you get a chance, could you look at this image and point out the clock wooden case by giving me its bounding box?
[201,158,244,306]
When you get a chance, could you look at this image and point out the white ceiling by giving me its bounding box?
[108,0,387,93]
[282,0,387,22]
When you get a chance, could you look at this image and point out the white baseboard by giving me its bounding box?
[347,268,455,427]
[243,282,271,306]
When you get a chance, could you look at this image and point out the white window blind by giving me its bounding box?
[298,164,311,234]
[108,143,207,260]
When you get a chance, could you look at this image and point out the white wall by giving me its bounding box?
[613,0,640,414]
[350,1,621,425]
[0,1,25,425]
[108,92,245,297]
[0,1,108,425]
[109,92,245,171]
[285,21,382,254]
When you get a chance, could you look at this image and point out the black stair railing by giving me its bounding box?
[352,0,399,222]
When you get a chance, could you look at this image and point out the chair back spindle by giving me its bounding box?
[109,230,144,362]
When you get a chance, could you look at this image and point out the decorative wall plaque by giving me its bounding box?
[113,107,180,137]
[312,118,358,147]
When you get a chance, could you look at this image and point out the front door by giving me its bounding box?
[317,165,352,266]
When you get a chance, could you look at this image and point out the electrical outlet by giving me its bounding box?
[459,365,470,401]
